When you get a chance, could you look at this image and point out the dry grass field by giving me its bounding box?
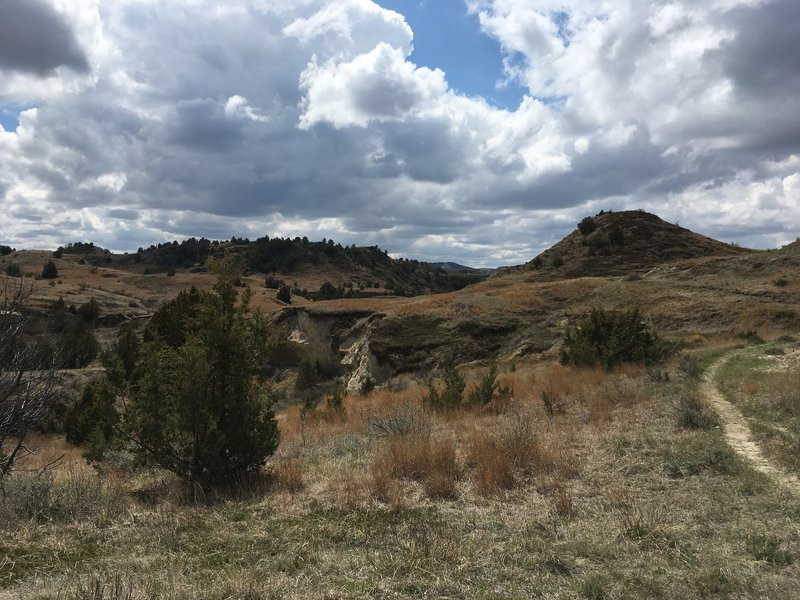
[3,348,800,599]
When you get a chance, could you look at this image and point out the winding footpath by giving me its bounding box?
[702,354,800,494]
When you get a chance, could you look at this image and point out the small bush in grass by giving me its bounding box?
[542,389,562,416]
[374,436,459,500]
[423,359,465,409]
[0,471,126,523]
[678,354,703,379]
[369,461,399,504]
[677,393,720,430]
[750,534,794,565]
[469,430,516,496]
[735,329,764,344]
[577,216,597,235]
[551,483,575,518]
[422,440,459,499]
[271,459,305,493]
[773,277,788,287]
[497,410,540,471]
[467,363,502,405]
[5,262,21,277]
[560,308,672,369]
[41,259,58,279]
[365,401,429,439]
[276,284,291,303]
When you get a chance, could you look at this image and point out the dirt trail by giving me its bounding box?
[702,355,800,493]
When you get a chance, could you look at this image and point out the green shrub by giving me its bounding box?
[127,255,279,489]
[41,260,58,279]
[326,387,345,413]
[77,298,101,324]
[424,359,465,409]
[608,224,624,245]
[467,364,501,405]
[64,381,119,461]
[577,216,597,235]
[773,277,788,287]
[5,262,21,277]
[57,318,100,368]
[560,308,671,369]
[276,284,291,303]
[295,357,319,392]
[678,354,703,379]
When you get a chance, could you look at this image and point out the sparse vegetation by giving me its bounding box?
[4,262,21,277]
[424,358,465,408]
[676,392,720,430]
[466,363,503,405]
[560,308,671,369]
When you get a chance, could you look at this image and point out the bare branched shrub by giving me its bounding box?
[0,471,127,524]
[1,275,60,481]
[497,409,542,473]
[364,401,430,439]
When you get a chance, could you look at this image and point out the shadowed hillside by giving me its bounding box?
[523,210,752,279]
[53,237,487,298]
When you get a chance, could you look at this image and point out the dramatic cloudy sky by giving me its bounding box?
[1,0,798,266]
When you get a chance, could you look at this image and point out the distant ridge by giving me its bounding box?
[524,210,752,278]
[430,262,497,276]
[52,237,489,297]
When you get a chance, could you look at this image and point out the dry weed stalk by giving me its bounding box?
[271,458,305,493]
[372,435,459,500]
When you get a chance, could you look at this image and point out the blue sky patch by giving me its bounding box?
[376,0,527,109]
[0,105,26,132]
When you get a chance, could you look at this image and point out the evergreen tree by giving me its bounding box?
[127,255,279,488]
[41,260,58,279]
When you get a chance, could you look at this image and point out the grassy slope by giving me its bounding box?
[716,338,800,477]
[2,358,800,599]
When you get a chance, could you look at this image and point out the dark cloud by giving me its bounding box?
[718,0,800,100]
[166,99,244,150]
[107,208,139,220]
[378,119,471,183]
[0,0,89,76]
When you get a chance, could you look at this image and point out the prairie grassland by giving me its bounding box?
[2,355,800,599]
[716,339,800,475]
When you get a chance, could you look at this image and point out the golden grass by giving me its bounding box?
[270,458,305,494]
[5,351,800,599]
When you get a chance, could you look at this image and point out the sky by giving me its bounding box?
[0,0,798,267]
